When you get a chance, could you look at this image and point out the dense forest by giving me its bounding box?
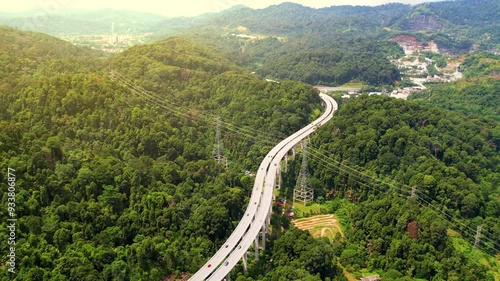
[256,40,402,86]
[300,95,500,280]
[0,26,330,280]
[0,0,499,279]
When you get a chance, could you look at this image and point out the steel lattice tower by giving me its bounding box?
[293,140,314,206]
[213,116,227,168]
[474,224,482,247]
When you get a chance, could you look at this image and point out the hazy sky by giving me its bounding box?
[3,0,436,17]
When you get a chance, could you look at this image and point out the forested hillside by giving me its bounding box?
[257,40,402,86]
[0,27,325,280]
[0,0,499,278]
[180,0,498,86]
[409,52,500,121]
[1,0,497,85]
[183,3,407,86]
[305,95,499,280]
[422,0,500,52]
[108,37,323,168]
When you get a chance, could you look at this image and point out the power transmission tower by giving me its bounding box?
[411,186,417,198]
[213,116,227,168]
[474,224,482,247]
[293,140,314,206]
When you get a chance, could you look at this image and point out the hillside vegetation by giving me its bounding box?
[305,95,499,280]
[2,0,497,86]
[0,27,325,280]
[409,52,500,121]
[180,0,498,86]
[257,40,401,86]
[0,0,499,278]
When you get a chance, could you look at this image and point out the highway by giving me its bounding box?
[189,93,337,281]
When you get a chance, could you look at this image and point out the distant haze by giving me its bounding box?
[2,0,439,17]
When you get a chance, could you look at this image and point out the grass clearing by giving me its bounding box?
[450,235,500,280]
[359,269,381,278]
[447,229,461,237]
[339,82,365,88]
[292,202,322,217]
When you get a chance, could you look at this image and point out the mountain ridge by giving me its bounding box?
[0,0,496,53]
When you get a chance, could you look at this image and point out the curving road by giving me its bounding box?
[189,93,337,281]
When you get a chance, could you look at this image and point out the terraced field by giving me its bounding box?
[292,214,344,240]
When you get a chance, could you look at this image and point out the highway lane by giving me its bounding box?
[188,158,270,280]
[206,94,337,281]
[112,70,338,280]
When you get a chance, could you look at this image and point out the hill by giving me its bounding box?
[392,0,500,53]
[0,25,103,96]
[0,27,326,280]
[256,40,401,86]
[175,0,498,86]
[409,52,500,121]
[306,95,499,280]
[181,3,407,86]
[1,0,497,53]
[0,1,497,82]
[194,0,498,52]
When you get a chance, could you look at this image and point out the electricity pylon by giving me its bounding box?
[213,116,228,168]
[293,140,314,206]
[474,225,482,247]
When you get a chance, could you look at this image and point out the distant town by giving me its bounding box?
[317,35,465,100]
[60,33,154,53]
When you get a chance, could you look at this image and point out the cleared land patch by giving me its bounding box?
[292,214,343,241]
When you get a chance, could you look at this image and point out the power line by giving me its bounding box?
[214,115,228,168]
[110,70,499,253]
[475,224,483,247]
[110,70,285,146]
[306,145,500,253]
[293,139,314,206]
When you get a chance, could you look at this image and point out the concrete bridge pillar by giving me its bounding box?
[261,224,266,251]
[242,252,248,272]
[285,153,288,172]
[254,235,259,261]
[276,164,282,189]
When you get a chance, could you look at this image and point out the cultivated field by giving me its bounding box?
[292,214,343,241]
